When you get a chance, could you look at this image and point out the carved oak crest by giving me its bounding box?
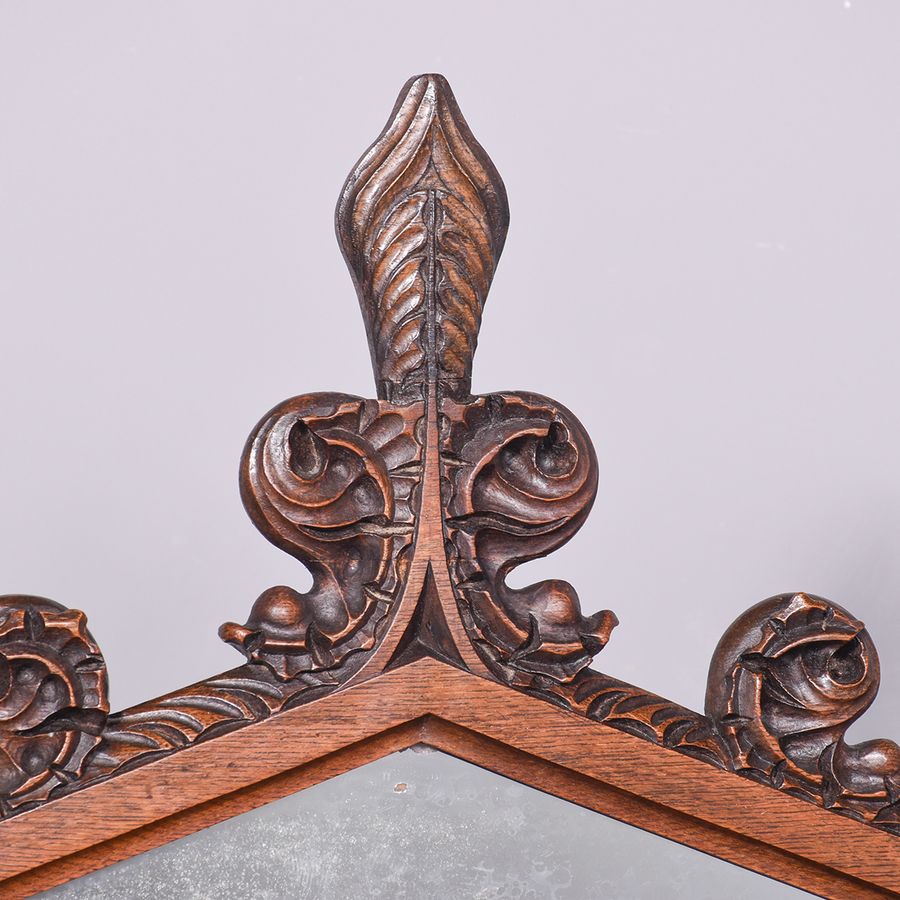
[1,74,897,851]
[219,73,615,691]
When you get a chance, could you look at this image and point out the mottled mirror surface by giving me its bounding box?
[44,749,808,899]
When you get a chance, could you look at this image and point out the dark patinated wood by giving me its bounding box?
[707,592,900,830]
[0,596,108,817]
[220,395,423,680]
[336,73,509,405]
[0,73,897,898]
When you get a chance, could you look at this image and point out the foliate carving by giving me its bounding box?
[442,392,617,686]
[707,592,900,831]
[0,596,107,814]
[570,671,730,770]
[80,664,327,784]
[336,73,509,404]
[221,394,422,680]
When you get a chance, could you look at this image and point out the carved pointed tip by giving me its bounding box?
[401,72,452,93]
[381,73,443,127]
[398,74,465,114]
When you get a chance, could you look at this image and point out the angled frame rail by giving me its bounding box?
[1,74,897,898]
[1,661,898,899]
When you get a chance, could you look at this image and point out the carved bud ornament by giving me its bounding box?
[1,75,896,838]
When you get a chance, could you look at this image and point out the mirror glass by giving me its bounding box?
[45,749,810,899]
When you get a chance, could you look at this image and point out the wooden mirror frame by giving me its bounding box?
[1,75,898,899]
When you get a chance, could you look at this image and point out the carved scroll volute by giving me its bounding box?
[0,596,108,814]
[707,593,900,826]
[221,395,421,679]
[336,74,509,403]
[443,394,617,685]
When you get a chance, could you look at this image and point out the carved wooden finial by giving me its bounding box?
[336,74,509,403]
[221,74,612,687]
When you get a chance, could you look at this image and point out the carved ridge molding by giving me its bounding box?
[1,74,897,843]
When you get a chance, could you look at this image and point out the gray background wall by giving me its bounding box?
[0,2,898,888]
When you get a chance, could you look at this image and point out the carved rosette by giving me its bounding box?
[0,596,107,814]
[707,593,900,829]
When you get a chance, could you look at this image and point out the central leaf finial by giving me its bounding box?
[336,74,509,403]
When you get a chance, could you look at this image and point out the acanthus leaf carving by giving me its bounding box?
[0,596,108,816]
[707,592,900,833]
[220,393,422,680]
[336,73,509,403]
[78,664,331,785]
[442,392,617,687]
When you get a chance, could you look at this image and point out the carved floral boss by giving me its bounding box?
[1,75,898,837]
